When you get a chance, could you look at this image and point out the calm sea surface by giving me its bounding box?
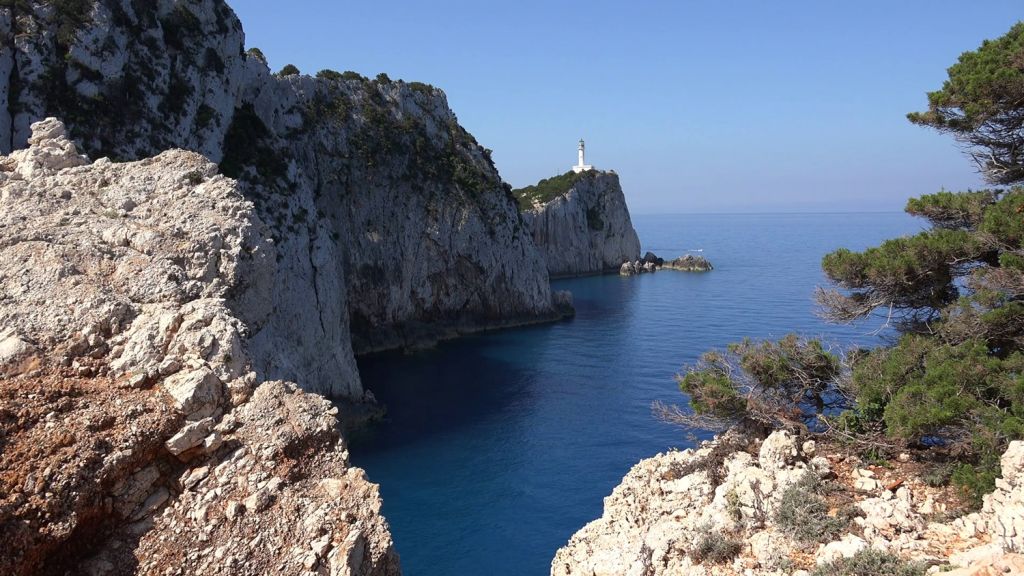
[348,212,923,575]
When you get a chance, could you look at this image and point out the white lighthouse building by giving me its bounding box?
[572,138,593,173]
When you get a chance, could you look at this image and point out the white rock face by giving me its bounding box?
[551,434,1024,576]
[550,431,811,576]
[0,119,280,389]
[0,0,563,377]
[520,171,641,277]
[0,119,399,575]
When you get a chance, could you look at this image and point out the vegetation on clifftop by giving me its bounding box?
[512,170,597,210]
[668,21,1024,506]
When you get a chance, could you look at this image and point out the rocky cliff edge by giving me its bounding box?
[0,0,566,392]
[0,119,399,575]
[552,430,1024,576]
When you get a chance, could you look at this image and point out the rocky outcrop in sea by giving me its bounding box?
[0,0,564,397]
[619,252,714,276]
[518,170,642,277]
[0,119,399,575]
[551,429,1024,576]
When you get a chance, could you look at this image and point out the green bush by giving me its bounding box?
[689,532,742,565]
[341,71,367,82]
[316,69,344,82]
[677,335,844,430]
[277,64,300,77]
[511,170,595,210]
[952,462,999,509]
[809,549,925,576]
[408,81,435,95]
[774,473,846,543]
[246,47,267,64]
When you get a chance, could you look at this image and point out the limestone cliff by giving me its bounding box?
[0,0,561,396]
[0,119,399,575]
[551,430,1024,576]
[516,170,641,278]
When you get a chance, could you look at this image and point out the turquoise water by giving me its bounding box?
[349,212,924,575]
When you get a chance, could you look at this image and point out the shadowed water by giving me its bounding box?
[349,212,924,575]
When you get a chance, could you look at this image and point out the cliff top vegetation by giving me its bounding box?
[512,169,600,210]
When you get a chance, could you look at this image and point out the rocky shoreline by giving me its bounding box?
[552,429,1024,575]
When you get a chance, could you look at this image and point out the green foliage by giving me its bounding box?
[678,351,746,419]
[246,47,267,64]
[342,71,368,82]
[980,188,1024,247]
[204,47,225,74]
[375,72,392,84]
[196,104,217,131]
[677,335,844,430]
[220,104,287,183]
[905,190,996,230]
[277,64,300,77]
[689,532,743,565]
[809,549,926,576]
[821,229,982,321]
[407,81,435,96]
[52,0,92,47]
[908,22,1024,184]
[160,4,202,52]
[952,462,999,509]
[668,21,1024,513]
[850,335,1024,446]
[298,82,498,201]
[316,69,344,82]
[774,473,846,543]
[511,170,592,210]
[159,74,194,117]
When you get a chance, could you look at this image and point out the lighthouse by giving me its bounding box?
[572,138,593,173]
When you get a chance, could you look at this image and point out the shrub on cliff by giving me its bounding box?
[774,472,848,543]
[809,549,925,576]
[316,69,344,82]
[666,21,1024,503]
[512,170,594,210]
[246,47,267,65]
[688,531,743,564]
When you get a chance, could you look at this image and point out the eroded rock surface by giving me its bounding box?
[552,429,1024,576]
[0,119,398,575]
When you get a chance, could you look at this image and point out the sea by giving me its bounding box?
[348,212,924,575]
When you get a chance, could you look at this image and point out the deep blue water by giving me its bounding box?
[349,212,924,576]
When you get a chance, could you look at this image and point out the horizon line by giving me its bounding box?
[630,210,910,216]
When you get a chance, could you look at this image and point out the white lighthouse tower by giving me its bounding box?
[572,138,593,173]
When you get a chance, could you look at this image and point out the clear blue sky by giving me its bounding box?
[232,1,1022,214]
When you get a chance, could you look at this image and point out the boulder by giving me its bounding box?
[162,368,223,420]
[816,534,868,565]
[663,254,714,272]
